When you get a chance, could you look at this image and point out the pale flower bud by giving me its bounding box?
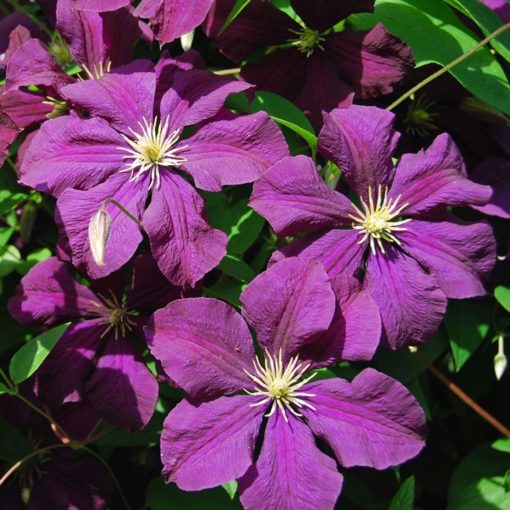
[180,30,194,51]
[494,336,507,381]
[88,207,111,266]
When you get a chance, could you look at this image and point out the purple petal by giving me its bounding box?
[61,71,156,134]
[161,395,264,490]
[142,171,227,286]
[7,257,100,327]
[302,369,426,469]
[3,25,33,66]
[364,246,447,349]
[146,297,254,399]
[326,25,414,99]
[250,155,352,236]
[399,218,495,299]
[390,134,492,214]
[204,0,298,62]
[480,0,510,22]
[291,0,374,31]
[85,335,158,431]
[239,412,343,510]
[0,89,52,129]
[471,157,510,219]
[73,0,130,11]
[241,258,335,360]
[0,13,45,55]
[5,39,73,92]
[0,110,18,166]
[56,172,147,280]
[271,229,366,279]
[319,106,399,200]
[37,319,104,405]
[300,275,380,367]
[20,114,126,196]
[159,69,252,131]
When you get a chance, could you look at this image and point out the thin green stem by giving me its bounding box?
[0,368,14,390]
[80,446,132,510]
[387,22,510,112]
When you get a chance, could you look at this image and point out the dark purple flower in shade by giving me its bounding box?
[7,253,184,431]
[250,106,496,350]
[472,157,510,219]
[145,257,425,510]
[205,0,413,127]
[19,68,288,286]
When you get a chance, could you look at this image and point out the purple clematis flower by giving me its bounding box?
[250,106,496,349]
[19,67,288,286]
[146,257,425,510]
[205,0,413,127]
[472,157,510,219]
[8,253,183,431]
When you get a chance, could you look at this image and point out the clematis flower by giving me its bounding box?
[145,257,425,510]
[205,0,413,127]
[8,253,184,431]
[250,106,496,349]
[20,67,289,286]
[472,157,510,219]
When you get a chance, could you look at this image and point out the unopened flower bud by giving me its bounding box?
[180,30,194,51]
[494,352,507,381]
[88,207,111,267]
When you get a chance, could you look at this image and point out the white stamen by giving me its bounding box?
[117,116,187,190]
[349,185,412,254]
[244,349,316,422]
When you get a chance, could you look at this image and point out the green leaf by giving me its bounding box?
[444,0,510,64]
[0,245,21,278]
[505,470,510,493]
[447,440,510,509]
[219,254,256,283]
[220,0,253,33]
[0,382,9,394]
[374,0,510,115]
[0,226,14,248]
[9,323,70,384]
[0,191,28,216]
[204,279,244,307]
[495,285,510,313]
[146,477,241,510]
[0,416,32,462]
[390,476,415,510]
[16,247,53,276]
[445,300,491,372]
[222,481,238,500]
[228,208,265,255]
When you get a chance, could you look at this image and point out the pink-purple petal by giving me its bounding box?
[241,258,335,360]
[0,89,53,129]
[161,395,265,490]
[364,246,447,349]
[239,412,343,510]
[319,106,399,200]
[73,0,130,11]
[0,110,18,166]
[250,155,352,236]
[146,297,255,399]
[302,369,426,469]
[179,112,289,191]
[142,171,227,287]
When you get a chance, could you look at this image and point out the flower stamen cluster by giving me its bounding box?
[349,185,411,254]
[89,290,136,339]
[79,60,112,81]
[118,117,187,190]
[289,27,325,57]
[244,350,316,422]
[403,93,440,137]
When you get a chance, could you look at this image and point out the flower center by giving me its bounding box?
[117,116,187,190]
[289,27,325,57]
[79,60,112,81]
[403,93,439,137]
[349,185,411,254]
[89,290,136,340]
[244,350,316,422]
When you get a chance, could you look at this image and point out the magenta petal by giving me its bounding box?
[85,335,158,431]
[0,89,53,129]
[319,106,399,200]
[73,0,130,11]
[179,112,289,191]
[326,25,414,99]
[239,412,343,510]
[272,229,366,279]
[250,155,352,236]
[390,134,492,214]
[20,115,126,196]
[0,110,18,166]
[61,71,156,134]
[300,275,380,367]
[364,246,447,349]
[159,69,252,131]
[241,258,335,360]
[146,297,255,399]
[302,369,426,469]
[3,25,33,67]
[161,395,265,490]
[399,218,495,299]
[7,257,100,327]
[56,173,147,280]
[137,0,214,45]
[143,172,227,286]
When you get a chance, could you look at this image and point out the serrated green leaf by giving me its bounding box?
[374,0,510,115]
[220,0,253,33]
[495,285,510,313]
[390,476,415,510]
[9,323,70,384]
